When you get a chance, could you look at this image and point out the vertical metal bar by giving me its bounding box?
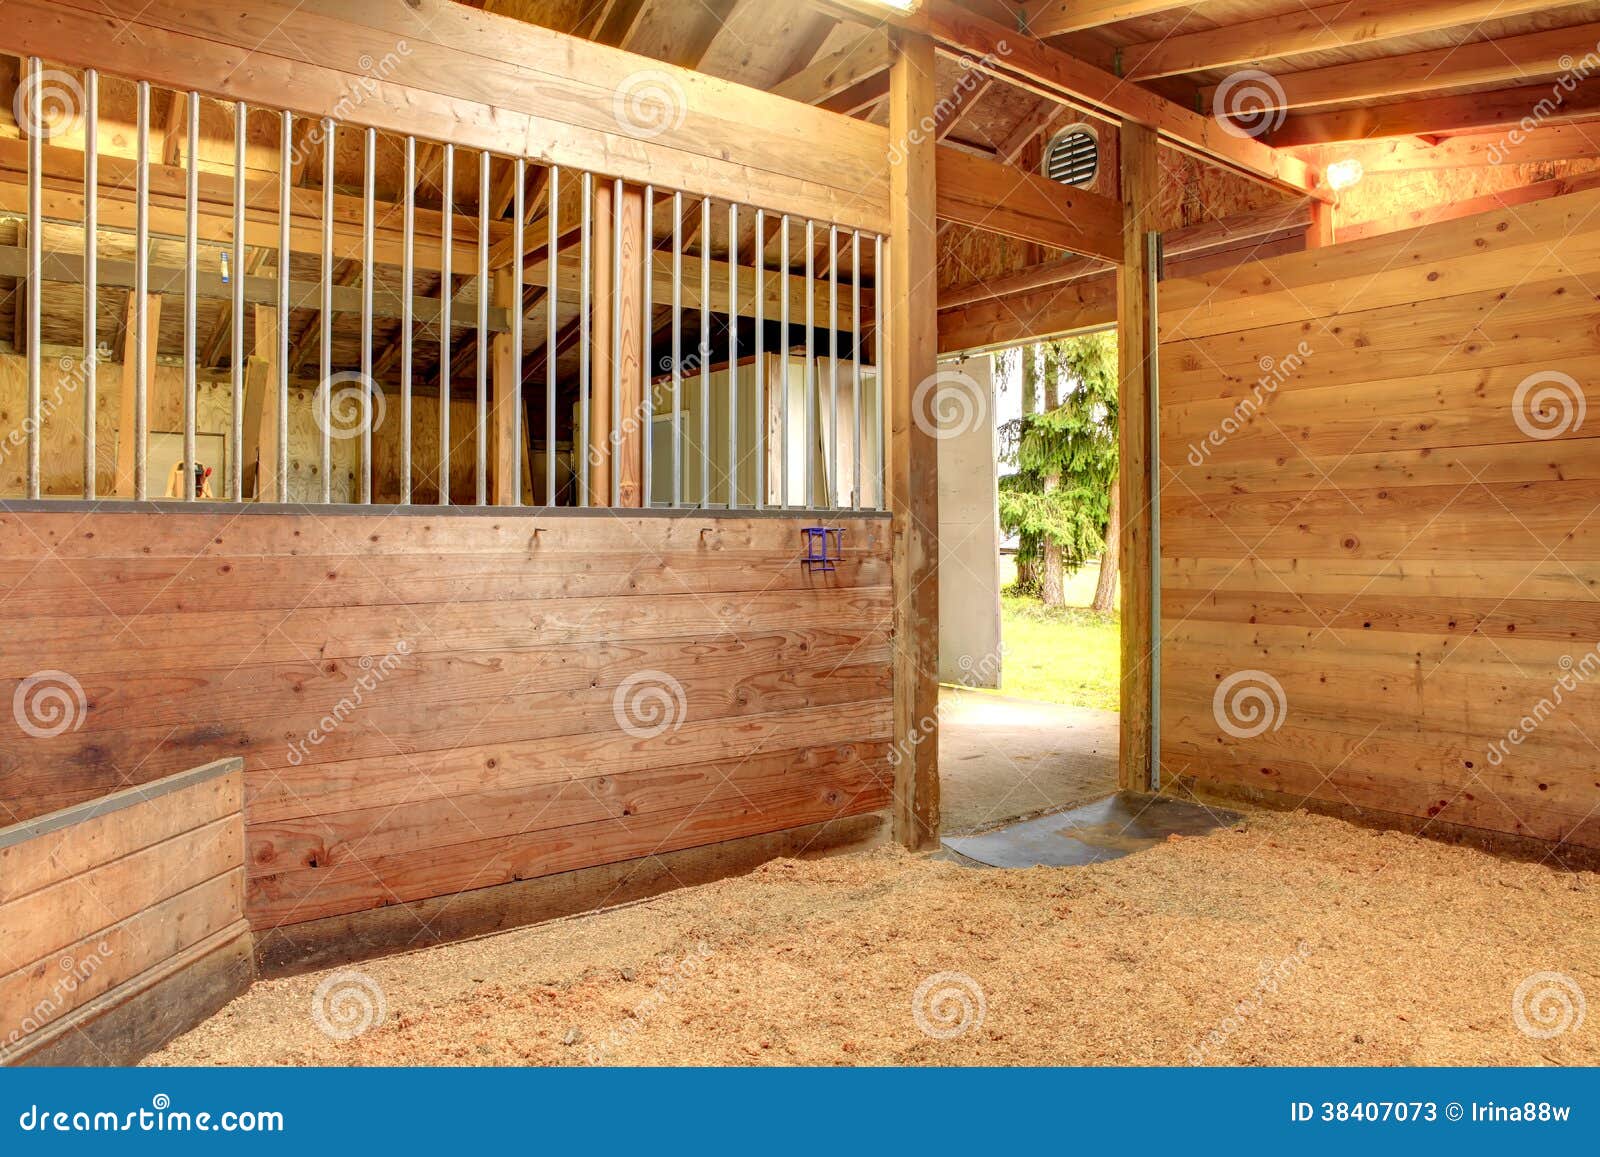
[440,143,453,505]
[876,233,889,508]
[183,92,199,501]
[642,185,654,508]
[133,81,150,502]
[1147,229,1164,791]
[780,214,790,509]
[402,136,415,505]
[611,177,623,506]
[82,70,98,500]
[579,170,592,508]
[24,58,41,500]
[546,166,558,506]
[753,208,764,512]
[277,110,291,503]
[512,157,525,507]
[852,230,862,511]
[476,150,490,506]
[875,234,886,510]
[361,126,375,505]
[828,224,839,509]
[671,190,682,510]
[320,119,334,504]
[230,104,244,505]
[804,220,815,509]
[699,196,710,509]
[727,202,738,508]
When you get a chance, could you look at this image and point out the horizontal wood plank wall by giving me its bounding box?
[1158,185,1600,851]
[0,511,894,928]
[0,760,249,1064]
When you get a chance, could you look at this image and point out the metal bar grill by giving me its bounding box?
[82,69,98,500]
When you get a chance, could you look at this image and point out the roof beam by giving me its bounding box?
[935,145,1123,262]
[1122,0,1570,80]
[771,32,893,105]
[1268,80,1600,146]
[1202,20,1600,113]
[1299,123,1600,172]
[1023,0,1200,38]
[836,1,1324,198]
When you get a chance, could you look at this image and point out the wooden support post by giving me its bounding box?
[1117,119,1159,793]
[616,184,646,508]
[887,30,940,851]
[244,305,278,501]
[491,269,521,505]
[114,292,162,497]
[590,179,614,507]
[1307,198,1337,248]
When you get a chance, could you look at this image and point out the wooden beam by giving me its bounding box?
[1024,0,1198,38]
[935,145,1123,261]
[1202,20,1600,113]
[11,0,893,234]
[934,72,996,140]
[1122,0,1567,80]
[490,269,522,506]
[1116,118,1158,794]
[771,32,893,106]
[1270,82,1600,145]
[246,305,278,500]
[1301,125,1600,173]
[114,293,161,497]
[912,2,1325,198]
[887,30,940,852]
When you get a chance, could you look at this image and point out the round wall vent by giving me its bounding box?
[1041,125,1099,189]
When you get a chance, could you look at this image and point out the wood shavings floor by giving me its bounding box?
[149,809,1599,1066]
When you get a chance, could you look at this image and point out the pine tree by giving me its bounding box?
[997,332,1119,612]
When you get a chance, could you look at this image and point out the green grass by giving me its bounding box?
[986,555,1120,711]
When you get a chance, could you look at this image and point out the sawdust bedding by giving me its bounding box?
[149,808,1598,1066]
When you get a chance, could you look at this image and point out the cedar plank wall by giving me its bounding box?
[0,512,893,928]
[1158,185,1600,851]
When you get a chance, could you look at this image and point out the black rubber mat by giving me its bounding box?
[941,792,1244,869]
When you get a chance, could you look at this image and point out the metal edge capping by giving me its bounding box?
[0,757,244,852]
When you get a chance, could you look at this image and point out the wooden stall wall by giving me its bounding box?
[0,759,251,1066]
[0,510,894,946]
[1158,185,1600,853]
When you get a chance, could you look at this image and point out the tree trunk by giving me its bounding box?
[1093,479,1120,614]
[1041,472,1064,607]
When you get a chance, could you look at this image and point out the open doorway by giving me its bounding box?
[936,335,1121,836]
